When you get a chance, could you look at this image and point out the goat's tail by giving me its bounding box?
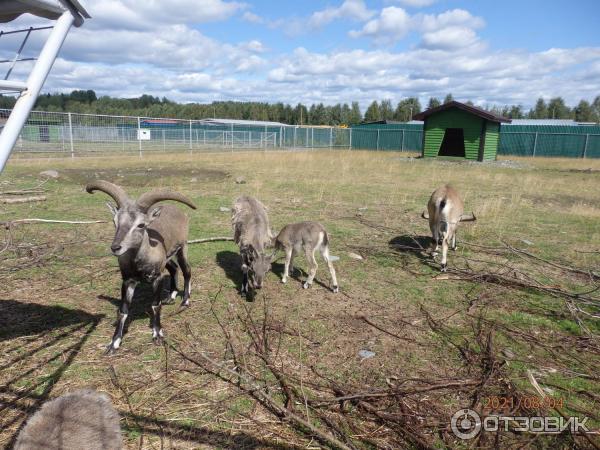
[322,230,329,247]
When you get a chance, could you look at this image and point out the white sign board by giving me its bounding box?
[137,129,151,140]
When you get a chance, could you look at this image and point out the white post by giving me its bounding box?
[376,129,380,150]
[349,128,352,150]
[311,128,314,148]
[137,116,142,157]
[0,11,75,171]
[203,129,206,146]
[162,129,165,152]
[189,120,192,151]
[280,126,283,147]
[401,130,405,151]
[231,123,234,149]
[582,134,589,158]
[329,127,333,148]
[532,132,538,157]
[306,128,309,147]
[293,127,297,148]
[68,112,74,158]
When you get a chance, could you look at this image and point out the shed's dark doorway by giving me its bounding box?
[438,128,465,157]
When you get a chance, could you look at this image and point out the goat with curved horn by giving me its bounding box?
[137,190,197,212]
[86,180,197,354]
[86,180,130,208]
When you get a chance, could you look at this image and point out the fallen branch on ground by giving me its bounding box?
[187,236,234,244]
[1,218,107,228]
[0,195,46,204]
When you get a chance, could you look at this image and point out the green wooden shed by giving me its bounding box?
[413,101,511,161]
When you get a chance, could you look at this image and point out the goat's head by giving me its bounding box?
[86,181,196,256]
[242,245,272,289]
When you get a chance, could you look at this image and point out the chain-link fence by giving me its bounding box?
[2,109,353,156]
[3,108,600,158]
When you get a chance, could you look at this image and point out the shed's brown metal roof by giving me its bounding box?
[412,101,511,123]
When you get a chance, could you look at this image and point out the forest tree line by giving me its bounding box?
[1,90,599,125]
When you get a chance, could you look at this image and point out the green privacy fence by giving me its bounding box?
[350,123,423,151]
[497,125,600,158]
[350,123,600,158]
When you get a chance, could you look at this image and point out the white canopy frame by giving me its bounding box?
[0,0,89,171]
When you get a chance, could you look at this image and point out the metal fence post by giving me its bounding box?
[293,127,297,148]
[532,132,538,157]
[137,116,142,157]
[203,129,206,146]
[349,128,352,150]
[582,134,589,158]
[280,126,283,147]
[189,120,192,152]
[376,129,380,150]
[162,129,166,152]
[67,112,74,158]
[329,127,333,148]
[401,129,405,151]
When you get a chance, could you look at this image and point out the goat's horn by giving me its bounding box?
[85,180,129,208]
[136,190,197,212]
[421,211,430,220]
[459,212,477,222]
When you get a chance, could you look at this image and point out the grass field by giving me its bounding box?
[1,150,599,449]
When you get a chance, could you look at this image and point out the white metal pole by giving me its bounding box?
[68,112,74,158]
[162,129,165,151]
[329,127,333,148]
[532,132,538,157]
[189,120,192,151]
[376,129,380,150]
[401,130,405,151]
[137,117,142,157]
[0,11,75,171]
[582,134,589,158]
[349,128,352,150]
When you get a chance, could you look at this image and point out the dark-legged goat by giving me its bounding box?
[87,180,196,353]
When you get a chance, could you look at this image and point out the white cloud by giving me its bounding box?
[392,0,437,7]
[309,0,375,28]
[349,7,411,44]
[420,26,480,50]
[419,9,485,32]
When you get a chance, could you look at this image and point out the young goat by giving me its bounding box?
[422,185,476,272]
[14,389,122,450]
[232,196,273,295]
[274,221,339,293]
[87,180,196,353]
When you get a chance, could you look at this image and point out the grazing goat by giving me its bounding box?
[274,221,339,293]
[87,180,196,353]
[232,196,273,295]
[422,185,476,272]
[14,389,122,450]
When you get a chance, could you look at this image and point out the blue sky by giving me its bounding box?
[4,0,600,110]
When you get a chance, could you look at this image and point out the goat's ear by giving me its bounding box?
[147,206,163,224]
[106,202,118,217]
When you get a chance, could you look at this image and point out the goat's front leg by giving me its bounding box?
[165,260,178,304]
[151,276,165,345]
[281,247,293,283]
[177,246,192,307]
[241,263,250,295]
[107,279,137,355]
[440,234,449,272]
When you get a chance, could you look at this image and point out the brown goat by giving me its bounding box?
[422,185,476,271]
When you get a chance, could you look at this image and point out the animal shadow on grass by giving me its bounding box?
[215,250,256,301]
[271,261,331,291]
[97,278,177,336]
[388,235,438,269]
[0,299,103,447]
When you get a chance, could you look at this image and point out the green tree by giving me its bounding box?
[428,97,441,109]
[546,97,571,119]
[574,100,594,122]
[443,93,454,104]
[394,97,421,121]
[349,101,362,124]
[508,105,524,119]
[380,99,394,121]
[364,101,381,122]
[531,98,548,119]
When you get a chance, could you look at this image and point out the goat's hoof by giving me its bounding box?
[332,285,339,293]
[104,344,117,356]
[180,299,190,308]
[303,282,311,289]
[281,278,287,284]
[451,246,457,252]
[440,264,447,272]
[153,336,164,346]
